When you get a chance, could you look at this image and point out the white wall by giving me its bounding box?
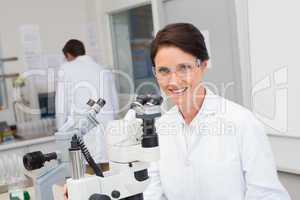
[235,0,300,198]
[247,0,300,173]
[0,0,100,125]
[248,0,300,138]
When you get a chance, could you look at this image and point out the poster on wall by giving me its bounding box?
[19,25,50,96]
[19,24,43,69]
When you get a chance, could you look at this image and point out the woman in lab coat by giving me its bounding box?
[143,23,290,200]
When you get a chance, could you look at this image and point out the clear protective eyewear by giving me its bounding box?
[152,58,202,79]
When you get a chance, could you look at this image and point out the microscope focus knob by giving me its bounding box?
[23,151,57,170]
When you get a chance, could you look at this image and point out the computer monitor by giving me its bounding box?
[38,92,55,118]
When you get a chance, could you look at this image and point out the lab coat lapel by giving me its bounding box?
[176,124,188,156]
[189,89,221,155]
[167,88,222,157]
[167,107,189,156]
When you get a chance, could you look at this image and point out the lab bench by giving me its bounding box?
[0,136,55,155]
[0,136,56,196]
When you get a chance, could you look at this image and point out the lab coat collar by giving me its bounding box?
[75,55,94,62]
[172,87,221,126]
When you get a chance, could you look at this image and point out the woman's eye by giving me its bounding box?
[178,64,192,72]
[158,67,170,75]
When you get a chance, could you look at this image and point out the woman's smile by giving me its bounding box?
[168,86,188,96]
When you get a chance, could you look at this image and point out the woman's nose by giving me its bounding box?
[167,72,182,85]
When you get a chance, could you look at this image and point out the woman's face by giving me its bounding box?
[154,46,208,107]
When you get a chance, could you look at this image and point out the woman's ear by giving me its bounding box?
[201,60,209,73]
[65,53,76,61]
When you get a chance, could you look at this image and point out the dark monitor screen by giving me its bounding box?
[38,92,55,118]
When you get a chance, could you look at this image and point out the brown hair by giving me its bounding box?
[62,39,86,57]
[150,23,209,66]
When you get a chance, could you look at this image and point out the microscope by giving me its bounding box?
[22,98,106,200]
[66,94,163,200]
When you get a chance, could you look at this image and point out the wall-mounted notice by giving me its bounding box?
[20,25,43,69]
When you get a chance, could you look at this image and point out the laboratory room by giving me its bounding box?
[0,0,299,199]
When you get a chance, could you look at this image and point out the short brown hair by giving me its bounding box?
[62,39,86,57]
[150,23,209,66]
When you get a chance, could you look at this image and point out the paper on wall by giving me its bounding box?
[20,25,44,69]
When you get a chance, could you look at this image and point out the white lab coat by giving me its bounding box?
[55,55,118,163]
[144,88,290,200]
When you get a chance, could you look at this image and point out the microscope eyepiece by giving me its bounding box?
[87,98,106,108]
[135,94,163,106]
[146,95,163,106]
[96,98,106,108]
[87,99,96,107]
[136,95,148,105]
[23,151,57,171]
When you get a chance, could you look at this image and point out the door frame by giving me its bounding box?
[232,0,252,108]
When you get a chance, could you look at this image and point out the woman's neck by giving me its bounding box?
[179,86,206,124]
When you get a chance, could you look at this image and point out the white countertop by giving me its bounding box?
[0,136,55,151]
